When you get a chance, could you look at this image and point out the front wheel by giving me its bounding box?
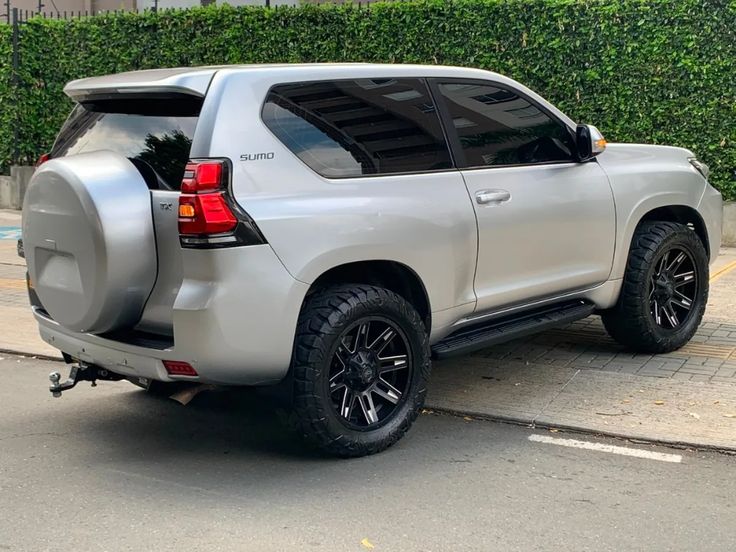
[291,284,430,457]
[602,221,709,353]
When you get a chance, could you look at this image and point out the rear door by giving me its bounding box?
[430,79,616,313]
[50,95,203,335]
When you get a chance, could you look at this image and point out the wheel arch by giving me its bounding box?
[305,260,432,332]
[638,205,710,260]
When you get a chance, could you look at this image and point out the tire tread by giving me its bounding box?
[291,284,430,457]
[602,221,708,353]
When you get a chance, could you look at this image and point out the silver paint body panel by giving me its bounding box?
[462,161,616,312]
[30,64,722,384]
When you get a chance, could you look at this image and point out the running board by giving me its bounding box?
[431,300,596,359]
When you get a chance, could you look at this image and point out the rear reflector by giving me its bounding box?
[163,360,198,377]
[178,192,237,235]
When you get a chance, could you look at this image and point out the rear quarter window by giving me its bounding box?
[262,78,452,178]
[51,96,201,190]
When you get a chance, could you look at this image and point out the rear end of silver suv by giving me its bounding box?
[24,68,308,387]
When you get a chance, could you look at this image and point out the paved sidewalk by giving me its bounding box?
[427,319,736,452]
[2,208,736,450]
[426,253,736,451]
[0,210,58,357]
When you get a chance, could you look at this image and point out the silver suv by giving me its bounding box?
[22,64,722,456]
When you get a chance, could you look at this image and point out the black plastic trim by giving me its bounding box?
[26,272,43,310]
[431,300,596,359]
[97,328,174,350]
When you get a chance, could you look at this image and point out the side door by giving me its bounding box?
[430,78,616,313]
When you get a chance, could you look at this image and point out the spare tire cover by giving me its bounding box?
[22,151,157,334]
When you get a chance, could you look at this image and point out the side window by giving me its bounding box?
[262,78,452,177]
[436,82,575,168]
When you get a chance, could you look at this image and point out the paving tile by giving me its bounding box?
[715,367,736,378]
[678,367,719,376]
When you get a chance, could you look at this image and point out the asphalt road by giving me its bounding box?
[1,356,734,552]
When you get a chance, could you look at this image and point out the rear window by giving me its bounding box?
[262,78,452,178]
[51,96,201,190]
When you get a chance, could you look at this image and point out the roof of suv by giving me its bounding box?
[63,63,506,100]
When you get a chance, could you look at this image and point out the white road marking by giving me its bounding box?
[528,434,682,463]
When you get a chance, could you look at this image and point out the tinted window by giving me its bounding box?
[437,82,575,167]
[262,78,452,177]
[52,97,200,190]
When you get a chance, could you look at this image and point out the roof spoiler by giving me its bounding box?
[63,67,218,102]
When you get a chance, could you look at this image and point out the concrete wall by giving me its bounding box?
[216,0,297,6]
[9,0,299,13]
[723,202,736,248]
[10,0,136,13]
[0,176,14,209]
[0,167,34,210]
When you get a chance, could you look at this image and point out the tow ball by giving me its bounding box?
[48,362,122,398]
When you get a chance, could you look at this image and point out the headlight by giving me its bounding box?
[688,157,710,179]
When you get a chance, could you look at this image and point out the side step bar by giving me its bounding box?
[431,300,596,359]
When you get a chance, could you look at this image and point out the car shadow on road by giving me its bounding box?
[37,382,463,502]
[89,385,325,459]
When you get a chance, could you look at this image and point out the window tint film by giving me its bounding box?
[262,78,452,177]
[51,97,201,190]
[437,82,575,167]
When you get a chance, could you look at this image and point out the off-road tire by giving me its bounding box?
[602,221,708,353]
[292,284,431,457]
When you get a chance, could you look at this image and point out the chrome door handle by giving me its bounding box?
[475,189,511,205]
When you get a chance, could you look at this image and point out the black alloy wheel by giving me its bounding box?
[648,247,698,330]
[328,317,412,429]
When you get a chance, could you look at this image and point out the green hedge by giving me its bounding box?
[2,0,735,198]
[0,24,13,171]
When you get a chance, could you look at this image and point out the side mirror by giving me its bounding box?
[575,124,607,162]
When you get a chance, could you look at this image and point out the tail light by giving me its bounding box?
[178,159,265,248]
[36,153,50,167]
[181,161,223,194]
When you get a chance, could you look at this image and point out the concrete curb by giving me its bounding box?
[427,405,736,455]
[0,347,63,362]
[426,357,736,456]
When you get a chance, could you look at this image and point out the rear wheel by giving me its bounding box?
[292,284,430,457]
[602,221,708,353]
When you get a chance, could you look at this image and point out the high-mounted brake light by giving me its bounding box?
[177,159,266,249]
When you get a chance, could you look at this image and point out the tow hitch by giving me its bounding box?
[48,362,123,398]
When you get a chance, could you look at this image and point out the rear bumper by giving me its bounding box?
[34,244,309,385]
